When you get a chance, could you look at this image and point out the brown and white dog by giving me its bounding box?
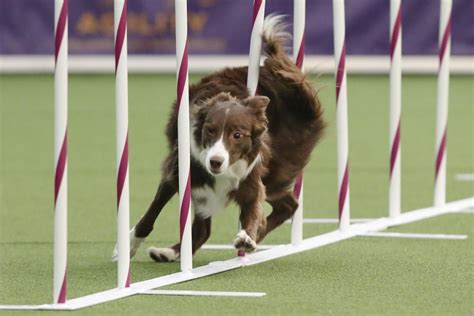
[112,15,325,262]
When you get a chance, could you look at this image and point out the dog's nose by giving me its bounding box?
[209,156,224,170]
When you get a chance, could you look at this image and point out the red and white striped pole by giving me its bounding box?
[114,0,131,288]
[291,0,305,246]
[53,0,68,304]
[239,0,266,257]
[247,0,265,96]
[175,0,192,272]
[434,0,452,207]
[333,0,350,231]
[389,0,402,218]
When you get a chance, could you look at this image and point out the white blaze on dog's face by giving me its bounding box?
[205,134,229,174]
[196,93,269,176]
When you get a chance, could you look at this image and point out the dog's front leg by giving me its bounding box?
[234,177,266,253]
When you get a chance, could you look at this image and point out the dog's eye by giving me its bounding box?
[233,131,242,140]
[206,128,216,135]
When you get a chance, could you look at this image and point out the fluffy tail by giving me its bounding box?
[261,14,325,127]
[261,14,304,81]
[262,14,290,58]
[261,14,314,97]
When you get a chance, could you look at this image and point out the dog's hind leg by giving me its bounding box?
[112,179,176,261]
[257,192,298,243]
[148,216,211,262]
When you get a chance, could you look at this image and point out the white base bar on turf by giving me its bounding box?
[284,217,374,224]
[140,290,266,297]
[358,232,468,240]
[455,209,474,214]
[455,174,474,181]
[202,244,275,250]
[0,196,472,311]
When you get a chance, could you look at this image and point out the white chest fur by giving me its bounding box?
[189,116,261,218]
[192,175,240,219]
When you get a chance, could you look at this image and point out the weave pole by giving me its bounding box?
[247,0,265,96]
[114,0,131,288]
[389,0,402,218]
[333,0,351,231]
[53,0,68,304]
[175,0,192,272]
[434,0,452,207]
[240,0,266,257]
[291,0,305,246]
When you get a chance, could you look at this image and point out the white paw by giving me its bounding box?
[147,247,180,262]
[111,227,145,261]
[233,230,257,253]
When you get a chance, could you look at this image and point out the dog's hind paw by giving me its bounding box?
[111,227,145,261]
[234,230,257,253]
[148,247,180,263]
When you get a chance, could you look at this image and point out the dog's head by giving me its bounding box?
[191,92,269,177]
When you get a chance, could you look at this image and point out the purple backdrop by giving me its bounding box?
[0,0,472,56]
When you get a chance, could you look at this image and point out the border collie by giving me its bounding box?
[113,15,325,262]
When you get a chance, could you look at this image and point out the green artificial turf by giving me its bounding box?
[0,74,473,315]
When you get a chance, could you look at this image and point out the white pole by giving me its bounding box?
[333,0,350,231]
[53,0,68,305]
[434,0,452,207]
[175,0,192,272]
[389,0,402,218]
[291,0,305,246]
[114,0,130,288]
[238,0,266,257]
[247,0,265,96]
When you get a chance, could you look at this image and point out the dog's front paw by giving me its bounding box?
[111,227,145,261]
[147,247,180,262]
[234,230,257,253]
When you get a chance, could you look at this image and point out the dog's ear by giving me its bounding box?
[191,99,210,117]
[242,96,270,113]
[243,96,269,143]
[243,96,269,129]
[191,92,234,117]
[209,92,234,104]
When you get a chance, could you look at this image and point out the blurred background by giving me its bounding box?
[0,0,472,74]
